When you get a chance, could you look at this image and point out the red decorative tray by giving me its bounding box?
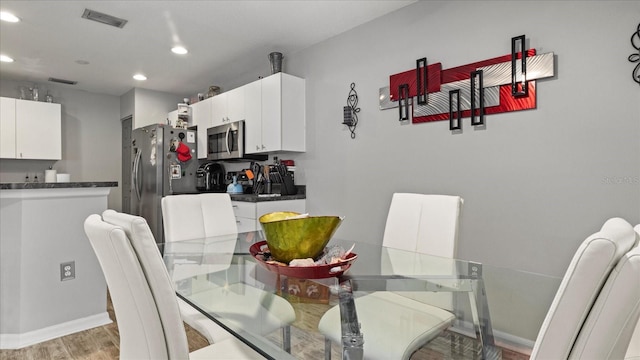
[249,241,357,279]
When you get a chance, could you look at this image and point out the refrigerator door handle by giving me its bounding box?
[225,127,231,155]
[133,148,142,201]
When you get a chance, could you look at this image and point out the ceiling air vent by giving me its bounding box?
[81,9,128,28]
[48,77,77,85]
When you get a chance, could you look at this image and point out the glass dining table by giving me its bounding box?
[161,231,561,360]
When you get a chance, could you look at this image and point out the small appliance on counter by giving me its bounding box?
[226,170,252,194]
[196,162,226,192]
[226,175,244,194]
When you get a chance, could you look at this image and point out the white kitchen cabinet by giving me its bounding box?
[231,199,306,232]
[0,97,16,158]
[190,97,213,159]
[0,97,61,160]
[245,73,305,154]
[211,87,245,127]
[244,79,263,154]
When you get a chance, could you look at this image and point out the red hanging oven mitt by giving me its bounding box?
[176,142,192,162]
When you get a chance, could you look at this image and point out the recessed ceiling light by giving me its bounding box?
[171,46,188,55]
[133,74,147,81]
[0,55,14,63]
[75,60,90,65]
[0,11,20,23]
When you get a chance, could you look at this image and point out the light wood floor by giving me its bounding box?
[0,293,209,360]
[0,293,529,360]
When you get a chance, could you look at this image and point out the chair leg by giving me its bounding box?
[282,325,291,353]
[324,337,332,360]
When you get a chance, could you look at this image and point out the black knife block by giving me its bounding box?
[280,173,297,195]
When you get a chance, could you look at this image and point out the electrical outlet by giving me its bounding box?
[60,261,75,281]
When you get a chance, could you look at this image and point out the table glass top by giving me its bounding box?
[161,232,561,360]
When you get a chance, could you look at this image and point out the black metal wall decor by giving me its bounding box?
[416,57,428,104]
[449,89,461,130]
[398,83,410,121]
[629,23,640,85]
[470,69,485,126]
[342,82,360,139]
[511,35,528,97]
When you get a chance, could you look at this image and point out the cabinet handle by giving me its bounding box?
[256,145,260,150]
[261,145,266,150]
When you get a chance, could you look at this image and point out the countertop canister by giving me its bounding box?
[45,169,57,183]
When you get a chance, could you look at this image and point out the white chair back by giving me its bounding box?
[382,193,463,258]
[84,214,177,359]
[624,224,640,360]
[381,193,463,311]
[162,193,238,242]
[569,246,640,359]
[101,210,190,358]
[530,217,636,360]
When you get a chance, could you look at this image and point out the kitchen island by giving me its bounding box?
[0,182,117,349]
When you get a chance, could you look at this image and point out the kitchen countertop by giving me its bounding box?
[230,193,306,202]
[229,185,306,202]
[0,181,118,190]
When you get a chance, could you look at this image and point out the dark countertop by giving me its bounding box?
[0,182,119,190]
[230,193,306,202]
[230,185,306,202]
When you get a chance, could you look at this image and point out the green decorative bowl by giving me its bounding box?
[259,212,343,264]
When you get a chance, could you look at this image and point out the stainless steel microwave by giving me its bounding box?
[206,120,267,161]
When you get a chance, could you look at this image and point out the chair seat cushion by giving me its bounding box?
[189,337,264,359]
[318,291,455,360]
[178,298,235,344]
[188,283,296,337]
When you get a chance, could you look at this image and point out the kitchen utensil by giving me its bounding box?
[259,211,343,263]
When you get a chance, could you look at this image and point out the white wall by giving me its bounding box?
[2,1,637,279]
[131,88,182,129]
[277,0,639,276]
[0,80,123,210]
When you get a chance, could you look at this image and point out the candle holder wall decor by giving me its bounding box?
[342,83,360,139]
[629,23,640,85]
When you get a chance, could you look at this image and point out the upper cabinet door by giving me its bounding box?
[211,92,228,127]
[0,97,17,158]
[260,74,282,152]
[15,100,61,160]
[244,79,263,154]
[226,87,245,122]
[190,97,213,159]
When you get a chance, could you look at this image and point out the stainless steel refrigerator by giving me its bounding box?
[130,124,199,243]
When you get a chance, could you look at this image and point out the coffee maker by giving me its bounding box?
[196,162,226,192]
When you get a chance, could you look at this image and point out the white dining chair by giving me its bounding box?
[84,214,263,359]
[530,217,637,360]
[318,193,464,360]
[624,224,640,360]
[568,245,640,359]
[160,194,295,349]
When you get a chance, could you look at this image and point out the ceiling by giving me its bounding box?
[0,1,415,97]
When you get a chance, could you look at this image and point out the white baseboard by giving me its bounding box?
[0,312,112,349]
[451,320,535,355]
